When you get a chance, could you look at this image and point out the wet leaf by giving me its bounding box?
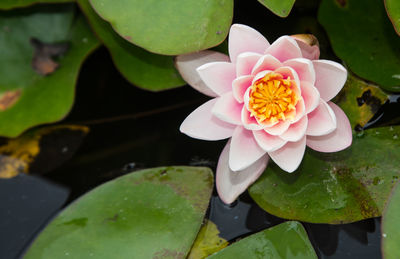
[382,181,400,259]
[188,220,229,259]
[0,125,89,179]
[334,73,388,129]
[207,221,317,258]
[89,0,233,55]
[0,0,72,10]
[24,166,214,259]
[249,126,400,224]
[77,0,184,91]
[257,0,296,17]
[0,4,99,138]
[318,0,400,92]
[385,0,400,36]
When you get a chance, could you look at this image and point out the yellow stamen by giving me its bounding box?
[248,72,299,124]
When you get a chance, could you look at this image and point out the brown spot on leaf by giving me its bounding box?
[104,213,119,223]
[30,38,69,76]
[0,90,21,111]
[125,36,132,41]
[336,0,347,7]
[356,89,383,114]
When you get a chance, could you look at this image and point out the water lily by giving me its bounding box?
[176,24,352,204]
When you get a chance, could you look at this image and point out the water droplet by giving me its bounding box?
[393,134,398,140]
[392,74,400,80]
[61,147,68,153]
[382,233,387,238]
[65,252,70,256]
[234,216,239,220]
[82,38,88,43]
[390,126,394,131]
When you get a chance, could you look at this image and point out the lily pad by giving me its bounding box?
[334,73,388,129]
[0,0,72,10]
[0,4,99,138]
[0,125,89,179]
[77,0,185,91]
[257,0,296,17]
[318,0,400,92]
[385,0,400,36]
[207,221,317,258]
[89,0,233,55]
[249,126,400,224]
[24,166,214,259]
[188,219,229,259]
[382,181,400,259]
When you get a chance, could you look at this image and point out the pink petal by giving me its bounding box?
[264,120,291,136]
[232,75,253,103]
[229,126,267,171]
[236,52,262,77]
[252,70,273,85]
[307,102,352,152]
[313,60,347,101]
[265,36,302,62]
[197,62,236,96]
[280,116,308,142]
[291,36,320,60]
[283,58,315,85]
[274,66,301,95]
[212,92,243,125]
[216,140,269,204]
[180,99,236,140]
[300,81,320,114]
[229,24,270,64]
[253,130,287,152]
[291,97,306,123]
[176,50,230,97]
[251,54,282,75]
[306,99,337,136]
[269,136,306,173]
[241,106,264,130]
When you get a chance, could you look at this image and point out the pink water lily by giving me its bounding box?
[176,24,352,204]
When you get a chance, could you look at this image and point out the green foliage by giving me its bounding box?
[207,221,317,258]
[385,0,400,36]
[318,0,400,92]
[25,166,214,259]
[89,0,233,55]
[0,4,99,137]
[78,0,185,91]
[0,0,72,10]
[382,181,400,259]
[257,0,296,17]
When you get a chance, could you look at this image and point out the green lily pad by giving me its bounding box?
[0,0,72,10]
[318,0,400,92]
[77,0,185,91]
[333,73,388,129]
[0,4,99,138]
[385,0,400,36]
[249,126,400,224]
[257,0,296,17]
[89,0,233,55]
[207,221,317,259]
[24,166,214,259]
[382,181,400,259]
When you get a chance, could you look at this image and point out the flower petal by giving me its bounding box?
[307,102,352,152]
[197,62,236,96]
[264,120,291,136]
[306,99,337,136]
[212,92,243,125]
[241,106,264,130]
[265,36,302,62]
[180,99,236,140]
[283,58,315,85]
[291,35,320,60]
[229,126,267,171]
[280,116,308,142]
[251,54,282,75]
[269,136,306,173]
[175,50,230,97]
[253,130,287,152]
[232,75,253,103]
[216,140,269,204]
[292,97,306,123]
[229,24,270,64]
[313,60,347,101]
[300,81,320,114]
[236,52,262,77]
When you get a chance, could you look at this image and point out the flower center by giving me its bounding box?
[248,72,298,124]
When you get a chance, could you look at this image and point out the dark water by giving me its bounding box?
[1,0,399,258]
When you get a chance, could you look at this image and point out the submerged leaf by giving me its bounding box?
[0,0,73,10]
[24,166,214,259]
